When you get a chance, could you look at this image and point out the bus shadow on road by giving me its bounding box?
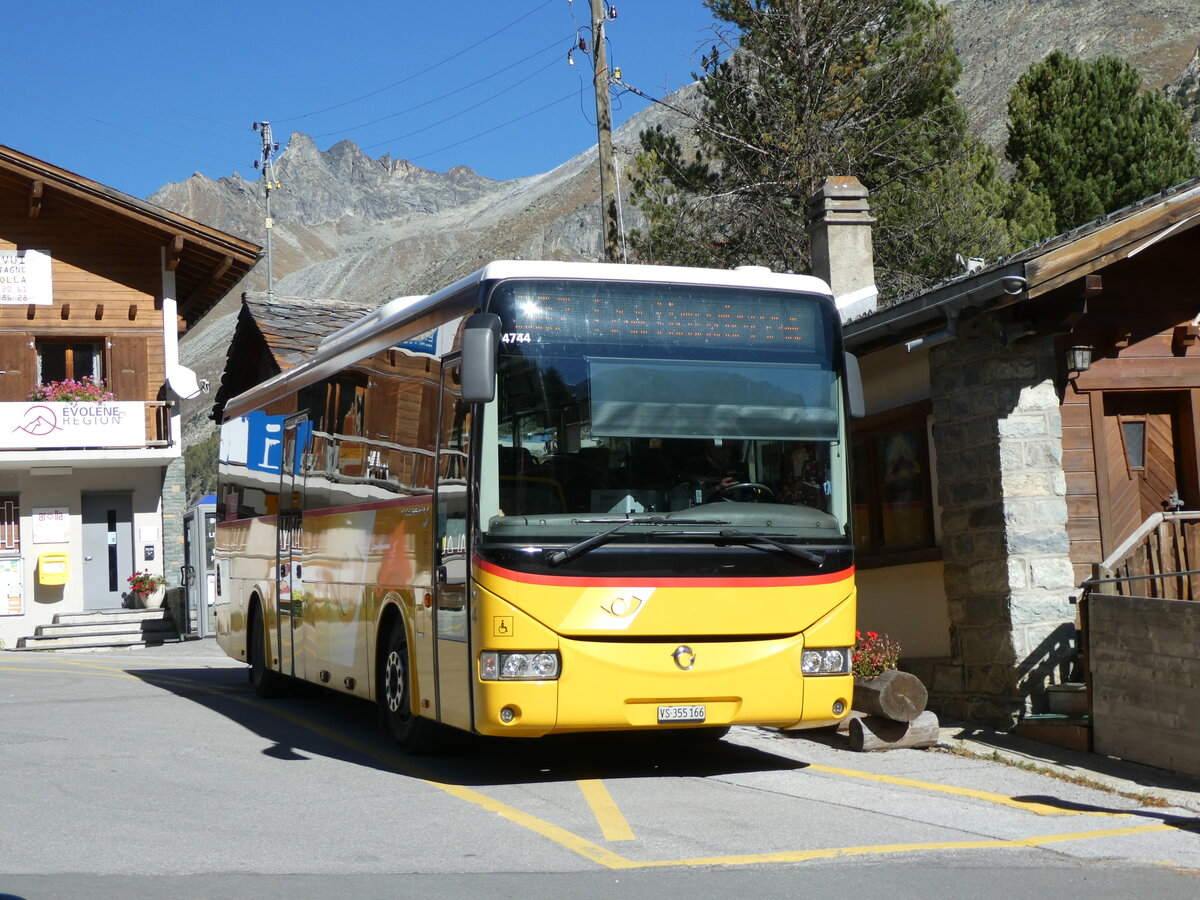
[130,665,810,787]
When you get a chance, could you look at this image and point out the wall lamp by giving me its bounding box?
[1066,345,1094,373]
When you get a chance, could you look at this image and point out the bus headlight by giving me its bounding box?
[802,648,851,676]
[479,650,561,681]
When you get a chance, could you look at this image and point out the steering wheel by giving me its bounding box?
[718,482,774,502]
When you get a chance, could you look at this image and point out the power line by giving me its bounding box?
[276,0,557,123]
[363,56,563,148]
[312,34,570,138]
[402,90,577,161]
[4,90,247,173]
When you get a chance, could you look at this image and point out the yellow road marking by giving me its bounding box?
[12,664,1193,871]
[608,823,1176,869]
[0,665,137,679]
[169,684,631,869]
[578,779,636,842]
[806,763,1129,818]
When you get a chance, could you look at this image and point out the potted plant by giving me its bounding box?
[28,376,115,403]
[851,629,929,723]
[126,570,167,608]
[852,630,901,681]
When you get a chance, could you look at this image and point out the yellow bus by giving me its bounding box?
[214,261,861,751]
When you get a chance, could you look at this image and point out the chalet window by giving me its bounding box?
[36,338,104,386]
[1119,415,1147,471]
[852,401,936,560]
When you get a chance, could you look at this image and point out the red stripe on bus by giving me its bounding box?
[473,557,853,588]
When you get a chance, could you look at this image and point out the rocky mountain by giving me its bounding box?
[156,1,1200,465]
[160,87,694,450]
[948,0,1200,149]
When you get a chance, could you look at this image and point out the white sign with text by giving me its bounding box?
[31,507,70,544]
[2,402,144,449]
[0,249,52,305]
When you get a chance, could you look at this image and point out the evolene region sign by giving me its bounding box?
[2,402,144,449]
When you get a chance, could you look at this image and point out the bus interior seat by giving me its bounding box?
[499,446,536,475]
[499,476,565,516]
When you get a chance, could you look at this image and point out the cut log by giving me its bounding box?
[851,670,928,722]
[848,710,940,752]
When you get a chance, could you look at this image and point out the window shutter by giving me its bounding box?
[107,335,149,400]
[0,333,35,401]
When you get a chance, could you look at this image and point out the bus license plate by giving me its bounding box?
[658,704,706,723]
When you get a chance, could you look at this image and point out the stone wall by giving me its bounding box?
[1090,593,1200,778]
[927,314,1077,722]
[160,457,187,588]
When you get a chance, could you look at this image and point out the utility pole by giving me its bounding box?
[590,0,620,262]
[252,122,280,301]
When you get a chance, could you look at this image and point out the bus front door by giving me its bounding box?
[274,415,307,679]
[434,364,471,731]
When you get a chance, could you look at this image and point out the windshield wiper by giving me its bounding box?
[544,516,729,566]
[717,529,826,566]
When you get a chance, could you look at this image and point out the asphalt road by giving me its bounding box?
[1,642,1198,899]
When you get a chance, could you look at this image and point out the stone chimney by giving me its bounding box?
[806,176,878,321]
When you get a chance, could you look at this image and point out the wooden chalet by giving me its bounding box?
[213,292,374,415]
[0,144,259,649]
[823,175,1200,737]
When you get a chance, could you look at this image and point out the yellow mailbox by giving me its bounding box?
[38,552,69,586]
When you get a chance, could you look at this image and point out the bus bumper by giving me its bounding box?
[473,635,852,737]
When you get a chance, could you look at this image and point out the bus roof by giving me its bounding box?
[221,260,833,421]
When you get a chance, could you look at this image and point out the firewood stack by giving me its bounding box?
[842,669,939,751]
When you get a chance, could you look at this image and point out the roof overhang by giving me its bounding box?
[0,143,261,325]
[844,178,1200,356]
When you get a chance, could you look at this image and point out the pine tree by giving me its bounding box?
[628,0,1033,298]
[1007,51,1199,233]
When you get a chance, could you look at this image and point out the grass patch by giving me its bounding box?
[938,743,1171,808]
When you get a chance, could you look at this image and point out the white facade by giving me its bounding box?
[0,459,175,649]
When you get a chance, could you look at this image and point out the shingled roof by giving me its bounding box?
[212,292,375,420]
[844,175,1200,354]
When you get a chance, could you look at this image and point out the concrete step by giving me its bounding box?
[17,631,180,651]
[34,620,177,639]
[52,609,171,627]
[1046,682,1088,717]
[1014,713,1091,753]
[15,607,179,651]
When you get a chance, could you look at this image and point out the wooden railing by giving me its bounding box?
[1080,511,1200,603]
[1075,512,1200,774]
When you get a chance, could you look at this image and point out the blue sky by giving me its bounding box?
[4,1,721,200]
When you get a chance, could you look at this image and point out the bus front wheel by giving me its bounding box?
[380,623,441,753]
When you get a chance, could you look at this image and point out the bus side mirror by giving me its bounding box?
[461,313,502,403]
[845,352,865,419]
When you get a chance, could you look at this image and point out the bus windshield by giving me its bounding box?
[479,278,851,547]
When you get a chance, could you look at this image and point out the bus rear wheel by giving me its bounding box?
[249,606,286,698]
[380,622,442,754]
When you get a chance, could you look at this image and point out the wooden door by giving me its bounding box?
[1102,392,1195,549]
